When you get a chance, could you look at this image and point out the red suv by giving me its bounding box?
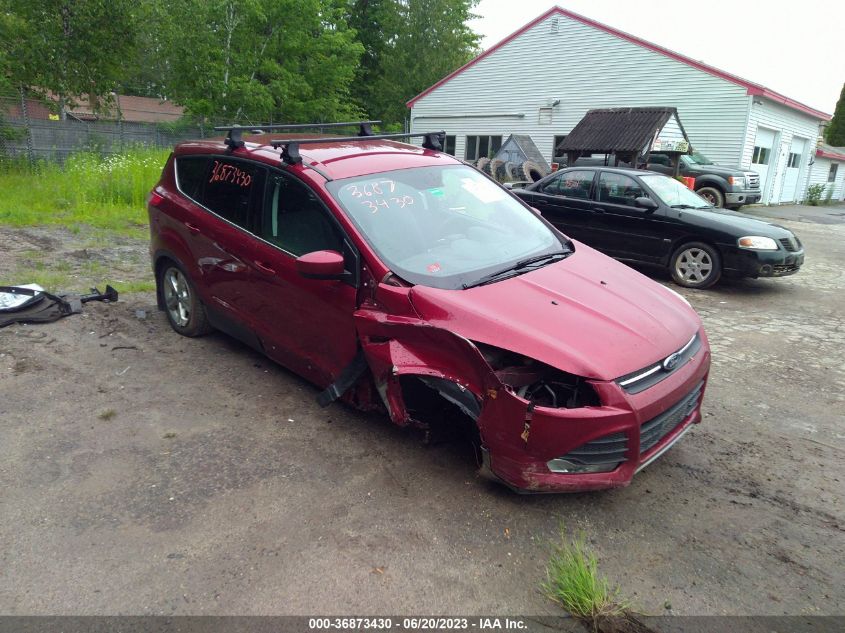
[148,123,710,493]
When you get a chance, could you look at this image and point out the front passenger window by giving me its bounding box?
[262,174,344,256]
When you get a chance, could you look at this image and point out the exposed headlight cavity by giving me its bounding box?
[473,342,600,408]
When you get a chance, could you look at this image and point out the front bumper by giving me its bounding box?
[721,245,805,278]
[478,331,711,493]
[725,190,761,205]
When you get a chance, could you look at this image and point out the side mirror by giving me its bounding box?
[296,250,346,280]
[635,196,658,211]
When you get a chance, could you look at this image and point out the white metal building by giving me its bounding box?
[407,6,831,204]
[808,144,845,202]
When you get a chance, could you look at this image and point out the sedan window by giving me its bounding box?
[544,170,594,198]
[597,172,644,206]
[640,174,712,209]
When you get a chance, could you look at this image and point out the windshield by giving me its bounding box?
[682,152,713,166]
[328,165,566,290]
[640,174,713,209]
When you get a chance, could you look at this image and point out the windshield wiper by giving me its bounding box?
[462,250,570,289]
[670,204,707,209]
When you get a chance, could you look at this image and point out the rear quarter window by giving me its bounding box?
[174,156,209,201]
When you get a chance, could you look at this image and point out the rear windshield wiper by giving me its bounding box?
[462,250,570,289]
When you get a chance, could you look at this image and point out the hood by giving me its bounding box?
[685,163,748,177]
[678,207,796,238]
[408,244,701,381]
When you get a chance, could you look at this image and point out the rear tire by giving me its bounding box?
[696,186,725,208]
[669,242,722,289]
[159,262,213,337]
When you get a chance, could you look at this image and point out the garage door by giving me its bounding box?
[751,127,776,199]
[781,136,807,202]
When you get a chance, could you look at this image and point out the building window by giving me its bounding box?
[465,135,502,161]
[444,135,456,156]
[830,164,839,182]
[552,135,567,161]
[752,145,771,165]
[538,107,552,125]
[787,152,801,168]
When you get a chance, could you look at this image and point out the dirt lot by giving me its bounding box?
[1,206,844,616]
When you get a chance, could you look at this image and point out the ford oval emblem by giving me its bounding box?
[662,352,682,372]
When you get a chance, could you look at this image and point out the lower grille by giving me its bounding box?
[557,431,628,467]
[779,237,797,252]
[640,383,703,454]
[773,264,800,274]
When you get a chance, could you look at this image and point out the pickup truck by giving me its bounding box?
[645,151,761,209]
[556,151,762,209]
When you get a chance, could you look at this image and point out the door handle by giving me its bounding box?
[253,260,276,275]
[184,221,201,234]
[591,207,606,214]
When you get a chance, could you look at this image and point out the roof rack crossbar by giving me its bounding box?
[271,131,447,165]
[214,120,381,152]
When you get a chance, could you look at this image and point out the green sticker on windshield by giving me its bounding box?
[428,187,445,197]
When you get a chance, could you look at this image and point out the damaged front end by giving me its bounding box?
[351,307,709,493]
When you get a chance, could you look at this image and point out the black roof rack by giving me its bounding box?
[213,120,381,151]
[270,131,447,166]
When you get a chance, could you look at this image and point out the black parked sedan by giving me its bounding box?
[514,167,804,289]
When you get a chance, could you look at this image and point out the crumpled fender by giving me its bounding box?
[354,307,494,426]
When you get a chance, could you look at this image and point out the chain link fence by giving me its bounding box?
[0,91,212,164]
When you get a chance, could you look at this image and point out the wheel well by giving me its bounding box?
[695,181,724,194]
[398,375,482,457]
[668,238,722,265]
[153,254,177,310]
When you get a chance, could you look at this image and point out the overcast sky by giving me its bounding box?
[469,0,844,114]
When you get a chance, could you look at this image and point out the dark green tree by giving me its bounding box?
[826,83,845,147]
[345,0,480,127]
[5,0,139,119]
[147,0,363,123]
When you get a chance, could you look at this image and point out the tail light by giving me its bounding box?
[148,190,164,207]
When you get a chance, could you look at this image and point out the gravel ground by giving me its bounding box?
[1,207,843,616]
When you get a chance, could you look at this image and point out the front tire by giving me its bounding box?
[159,262,212,337]
[696,186,725,208]
[670,242,722,289]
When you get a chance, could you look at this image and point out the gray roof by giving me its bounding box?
[557,107,688,153]
[496,134,550,171]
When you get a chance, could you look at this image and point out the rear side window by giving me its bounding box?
[202,158,266,229]
[175,156,209,201]
[597,172,644,206]
[544,170,594,198]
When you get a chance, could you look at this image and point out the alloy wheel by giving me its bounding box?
[674,247,714,285]
[163,267,191,327]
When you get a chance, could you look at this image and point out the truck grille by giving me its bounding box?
[640,382,703,454]
[746,173,760,189]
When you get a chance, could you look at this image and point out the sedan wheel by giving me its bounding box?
[670,242,722,289]
[159,263,212,336]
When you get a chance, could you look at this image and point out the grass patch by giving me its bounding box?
[0,147,168,234]
[542,531,627,620]
[98,409,117,421]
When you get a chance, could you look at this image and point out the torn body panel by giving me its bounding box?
[354,302,711,493]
